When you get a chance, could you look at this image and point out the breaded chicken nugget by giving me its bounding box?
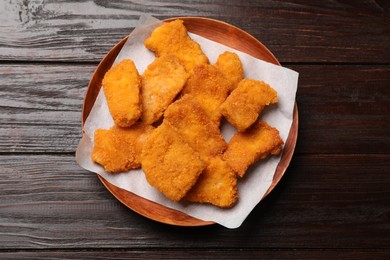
[181,64,231,125]
[141,122,205,202]
[141,55,189,124]
[92,123,154,173]
[164,95,227,161]
[186,156,238,208]
[144,20,209,73]
[214,51,244,91]
[102,59,142,127]
[221,79,278,132]
[223,121,284,177]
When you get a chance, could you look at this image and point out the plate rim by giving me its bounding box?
[81,16,298,227]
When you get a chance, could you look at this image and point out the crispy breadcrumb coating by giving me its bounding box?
[221,79,278,132]
[141,122,205,202]
[144,20,209,73]
[181,64,231,125]
[223,121,284,177]
[93,20,287,209]
[92,123,154,173]
[186,156,238,208]
[214,51,244,91]
[102,59,142,127]
[164,95,227,161]
[141,55,189,124]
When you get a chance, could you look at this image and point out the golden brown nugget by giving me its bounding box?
[141,122,205,202]
[92,123,154,173]
[186,156,238,208]
[181,64,231,124]
[221,79,278,132]
[223,121,284,177]
[102,59,142,127]
[214,51,244,91]
[141,55,189,124]
[144,19,209,73]
[164,95,227,161]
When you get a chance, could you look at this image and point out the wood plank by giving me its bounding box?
[0,1,389,63]
[0,64,91,153]
[288,64,390,154]
[1,250,389,259]
[1,64,389,154]
[0,154,388,249]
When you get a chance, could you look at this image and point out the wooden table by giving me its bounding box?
[1,1,389,259]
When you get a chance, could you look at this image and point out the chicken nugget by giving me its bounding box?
[186,156,238,208]
[141,122,205,202]
[164,95,227,161]
[141,55,189,124]
[102,59,142,127]
[144,19,209,73]
[214,51,244,91]
[221,79,278,132]
[181,64,231,125]
[223,121,284,177]
[92,123,154,173]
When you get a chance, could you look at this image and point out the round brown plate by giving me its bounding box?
[82,17,298,227]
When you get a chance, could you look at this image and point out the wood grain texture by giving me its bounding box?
[1,0,389,255]
[0,154,389,249]
[1,64,389,154]
[289,64,390,154]
[0,0,389,63]
[0,64,90,153]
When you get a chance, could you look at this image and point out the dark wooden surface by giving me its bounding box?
[0,0,389,259]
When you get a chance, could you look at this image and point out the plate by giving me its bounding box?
[82,17,298,226]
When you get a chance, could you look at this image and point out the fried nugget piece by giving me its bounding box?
[102,59,142,127]
[164,95,227,161]
[186,156,238,208]
[141,122,205,202]
[214,51,244,91]
[92,123,154,173]
[181,64,231,125]
[223,121,284,177]
[141,55,189,124]
[144,19,209,73]
[221,79,278,132]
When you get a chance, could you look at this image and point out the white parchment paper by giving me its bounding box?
[76,15,299,229]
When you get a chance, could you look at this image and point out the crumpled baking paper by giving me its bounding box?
[76,14,298,229]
